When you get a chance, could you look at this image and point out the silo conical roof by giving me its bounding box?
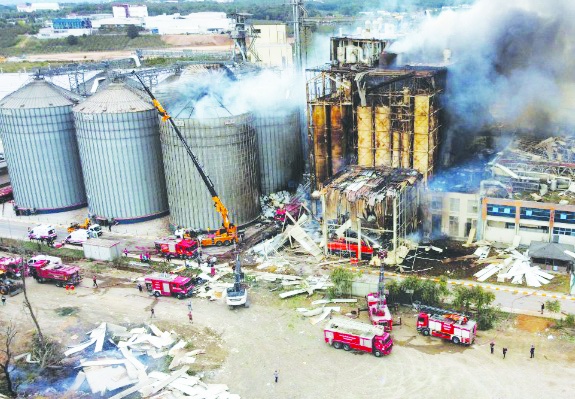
[0,79,81,109]
[73,82,153,114]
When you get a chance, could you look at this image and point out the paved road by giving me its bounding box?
[350,266,575,316]
[2,216,574,316]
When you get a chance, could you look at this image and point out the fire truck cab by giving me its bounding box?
[144,273,195,299]
[417,312,477,345]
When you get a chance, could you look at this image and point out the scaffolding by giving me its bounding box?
[306,63,445,189]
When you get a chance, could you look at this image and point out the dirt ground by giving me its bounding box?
[1,262,575,399]
[160,34,232,47]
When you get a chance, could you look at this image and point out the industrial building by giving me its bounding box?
[73,81,169,224]
[307,37,446,189]
[0,78,87,214]
[38,18,93,39]
[321,166,422,258]
[248,24,293,68]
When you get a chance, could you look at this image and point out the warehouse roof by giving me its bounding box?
[73,82,153,114]
[0,78,81,109]
[529,241,574,262]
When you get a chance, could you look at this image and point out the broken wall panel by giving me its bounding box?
[330,105,348,175]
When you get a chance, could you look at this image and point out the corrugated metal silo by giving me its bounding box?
[253,109,302,195]
[73,82,168,223]
[0,78,86,212]
[160,112,260,229]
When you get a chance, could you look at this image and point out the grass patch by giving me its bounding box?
[0,61,68,73]
[1,34,167,56]
[55,306,80,317]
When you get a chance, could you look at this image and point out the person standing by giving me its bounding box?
[274,370,279,383]
[92,275,98,288]
[188,311,193,323]
[150,308,155,318]
[108,219,112,232]
[490,341,495,354]
[137,283,143,293]
[187,300,193,312]
[503,347,508,359]
[541,303,545,314]
[1,295,6,306]
[123,248,129,257]
[530,345,535,358]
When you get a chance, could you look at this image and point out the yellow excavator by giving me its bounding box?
[67,218,91,233]
[134,73,239,247]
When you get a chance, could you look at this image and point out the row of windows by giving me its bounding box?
[486,205,514,217]
[520,207,551,221]
[486,205,575,224]
[553,227,575,236]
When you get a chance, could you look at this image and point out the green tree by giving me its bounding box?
[327,267,357,298]
[545,300,561,313]
[126,25,140,39]
[66,35,78,45]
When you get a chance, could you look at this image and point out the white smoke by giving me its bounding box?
[156,68,304,119]
[391,0,575,133]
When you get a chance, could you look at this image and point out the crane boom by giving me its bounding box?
[133,73,231,230]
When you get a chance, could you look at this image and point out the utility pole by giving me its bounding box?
[291,0,305,71]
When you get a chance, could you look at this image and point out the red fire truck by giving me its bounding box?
[144,273,195,299]
[327,238,376,259]
[29,261,82,287]
[324,317,393,357]
[154,238,199,260]
[366,292,393,331]
[416,304,477,345]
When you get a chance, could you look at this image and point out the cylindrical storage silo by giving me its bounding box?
[253,109,302,195]
[160,112,260,229]
[0,78,86,213]
[73,83,168,223]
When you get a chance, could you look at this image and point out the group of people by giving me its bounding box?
[490,341,536,359]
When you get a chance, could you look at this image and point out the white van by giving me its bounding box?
[27,255,62,266]
[28,225,57,240]
[87,224,103,237]
[65,229,91,245]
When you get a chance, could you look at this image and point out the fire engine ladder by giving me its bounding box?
[377,263,385,309]
[413,302,467,318]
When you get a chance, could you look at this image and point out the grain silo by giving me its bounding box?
[253,108,302,195]
[73,82,168,223]
[0,78,86,213]
[160,112,260,229]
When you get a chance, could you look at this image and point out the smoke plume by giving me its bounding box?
[390,0,575,160]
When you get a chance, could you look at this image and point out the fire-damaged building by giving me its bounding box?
[320,166,421,260]
[306,36,446,189]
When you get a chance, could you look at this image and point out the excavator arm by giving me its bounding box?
[133,73,232,230]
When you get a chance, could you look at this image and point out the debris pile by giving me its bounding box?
[473,249,555,288]
[62,322,240,398]
[260,191,292,219]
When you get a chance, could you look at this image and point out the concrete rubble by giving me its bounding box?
[473,250,554,287]
[63,322,240,398]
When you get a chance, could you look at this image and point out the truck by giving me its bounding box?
[226,254,249,309]
[366,292,393,331]
[68,218,101,234]
[144,273,195,299]
[154,237,199,260]
[0,257,24,278]
[27,255,62,267]
[416,304,477,345]
[135,74,240,248]
[64,227,102,245]
[323,317,393,357]
[29,262,82,287]
[327,237,377,259]
[28,225,57,242]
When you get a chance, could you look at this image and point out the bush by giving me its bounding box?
[565,314,575,327]
[126,25,140,39]
[327,267,357,299]
[545,300,561,313]
[66,35,78,45]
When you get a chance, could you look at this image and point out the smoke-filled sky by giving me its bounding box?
[391,0,575,133]
[156,68,303,119]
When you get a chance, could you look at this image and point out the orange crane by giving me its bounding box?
[134,73,239,247]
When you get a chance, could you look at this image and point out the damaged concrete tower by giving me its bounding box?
[307,36,446,188]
